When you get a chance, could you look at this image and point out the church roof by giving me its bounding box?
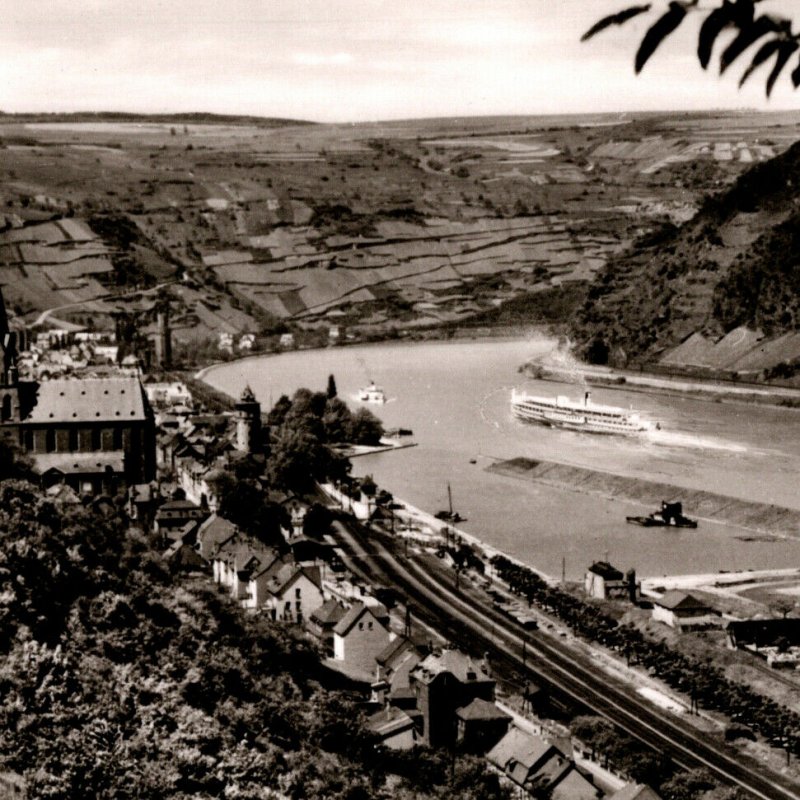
[24,377,148,424]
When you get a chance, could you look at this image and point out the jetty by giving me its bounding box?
[488,457,800,539]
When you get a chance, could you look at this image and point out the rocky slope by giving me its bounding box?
[571,139,800,376]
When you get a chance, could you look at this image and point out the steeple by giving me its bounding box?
[0,285,18,387]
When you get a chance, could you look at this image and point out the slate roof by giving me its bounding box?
[654,591,711,612]
[34,451,125,475]
[310,598,347,627]
[376,636,416,667]
[196,515,238,556]
[367,706,415,738]
[24,377,148,423]
[488,727,554,777]
[455,698,510,722]
[412,649,492,685]
[334,602,389,637]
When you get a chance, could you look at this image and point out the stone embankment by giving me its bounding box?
[488,457,800,538]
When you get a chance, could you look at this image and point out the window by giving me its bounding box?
[68,428,78,452]
[45,429,55,453]
[295,587,301,599]
[358,622,364,631]
[367,621,373,630]
[91,428,101,451]
[1,395,11,422]
[112,427,122,449]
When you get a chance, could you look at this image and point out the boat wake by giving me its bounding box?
[643,428,748,453]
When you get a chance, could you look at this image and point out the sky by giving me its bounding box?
[1,0,799,122]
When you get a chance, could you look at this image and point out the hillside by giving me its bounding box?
[0,476,507,799]
[2,110,800,358]
[571,139,800,378]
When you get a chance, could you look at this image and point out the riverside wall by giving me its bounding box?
[488,457,800,538]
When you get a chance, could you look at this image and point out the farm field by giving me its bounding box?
[1,109,799,353]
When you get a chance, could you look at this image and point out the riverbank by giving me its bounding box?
[524,362,800,408]
[488,457,800,539]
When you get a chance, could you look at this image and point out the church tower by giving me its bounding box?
[0,287,21,424]
[234,385,261,453]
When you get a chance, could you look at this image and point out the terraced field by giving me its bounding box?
[0,109,798,351]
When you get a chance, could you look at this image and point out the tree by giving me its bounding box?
[350,408,385,446]
[321,397,353,443]
[583,1,800,97]
[326,373,338,399]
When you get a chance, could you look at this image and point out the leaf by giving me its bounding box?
[738,38,781,87]
[581,5,652,42]
[635,2,688,73]
[790,56,800,87]
[766,40,799,95]
[698,0,751,69]
[720,15,784,73]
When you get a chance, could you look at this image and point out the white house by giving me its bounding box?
[333,602,392,679]
[652,591,720,630]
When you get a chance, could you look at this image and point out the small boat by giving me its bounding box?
[627,501,697,529]
[435,483,466,523]
[359,381,386,404]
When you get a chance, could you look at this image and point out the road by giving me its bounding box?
[329,518,800,800]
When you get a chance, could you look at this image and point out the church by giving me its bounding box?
[0,289,155,495]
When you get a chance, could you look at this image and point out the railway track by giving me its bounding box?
[330,519,800,800]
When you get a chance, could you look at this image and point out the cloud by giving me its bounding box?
[292,52,354,67]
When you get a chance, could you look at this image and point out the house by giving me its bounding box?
[455,697,511,753]
[196,513,238,560]
[585,562,634,601]
[153,498,208,540]
[652,591,720,630]
[409,648,496,748]
[608,784,663,800]
[366,705,418,750]
[332,601,392,680]
[307,599,347,654]
[259,563,323,623]
[488,727,600,800]
[727,618,800,669]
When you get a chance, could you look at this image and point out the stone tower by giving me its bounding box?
[154,307,172,369]
[234,385,261,453]
[0,287,21,424]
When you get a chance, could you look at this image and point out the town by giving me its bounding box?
[1,272,800,800]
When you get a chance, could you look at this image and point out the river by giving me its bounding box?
[202,337,800,580]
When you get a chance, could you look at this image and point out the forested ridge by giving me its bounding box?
[0,476,507,799]
[571,139,800,366]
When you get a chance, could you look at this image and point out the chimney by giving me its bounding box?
[584,391,591,407]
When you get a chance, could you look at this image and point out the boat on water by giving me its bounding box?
[626,501,697,529]
[511,388,654,436]
[359,381,387,404]
[435,483,466,524]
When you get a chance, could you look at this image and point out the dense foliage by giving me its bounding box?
[572,139,800,365]
[266,388,383,491]
[0,480,508,799]
[491,555,800,759]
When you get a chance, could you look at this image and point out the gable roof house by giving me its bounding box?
[259,563,323,623]
[333,601,392,681]
[488,727,600,800]
[196,513,238,560]
[652,591,721,630]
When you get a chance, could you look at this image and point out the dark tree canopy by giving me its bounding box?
[584,1,800,96]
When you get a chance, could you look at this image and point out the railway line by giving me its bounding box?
[330,519,800,800]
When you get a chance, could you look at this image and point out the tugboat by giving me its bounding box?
[435,483,466,524]
[627,501,698,529]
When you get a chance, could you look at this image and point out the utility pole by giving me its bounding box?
[562,556,566,585]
